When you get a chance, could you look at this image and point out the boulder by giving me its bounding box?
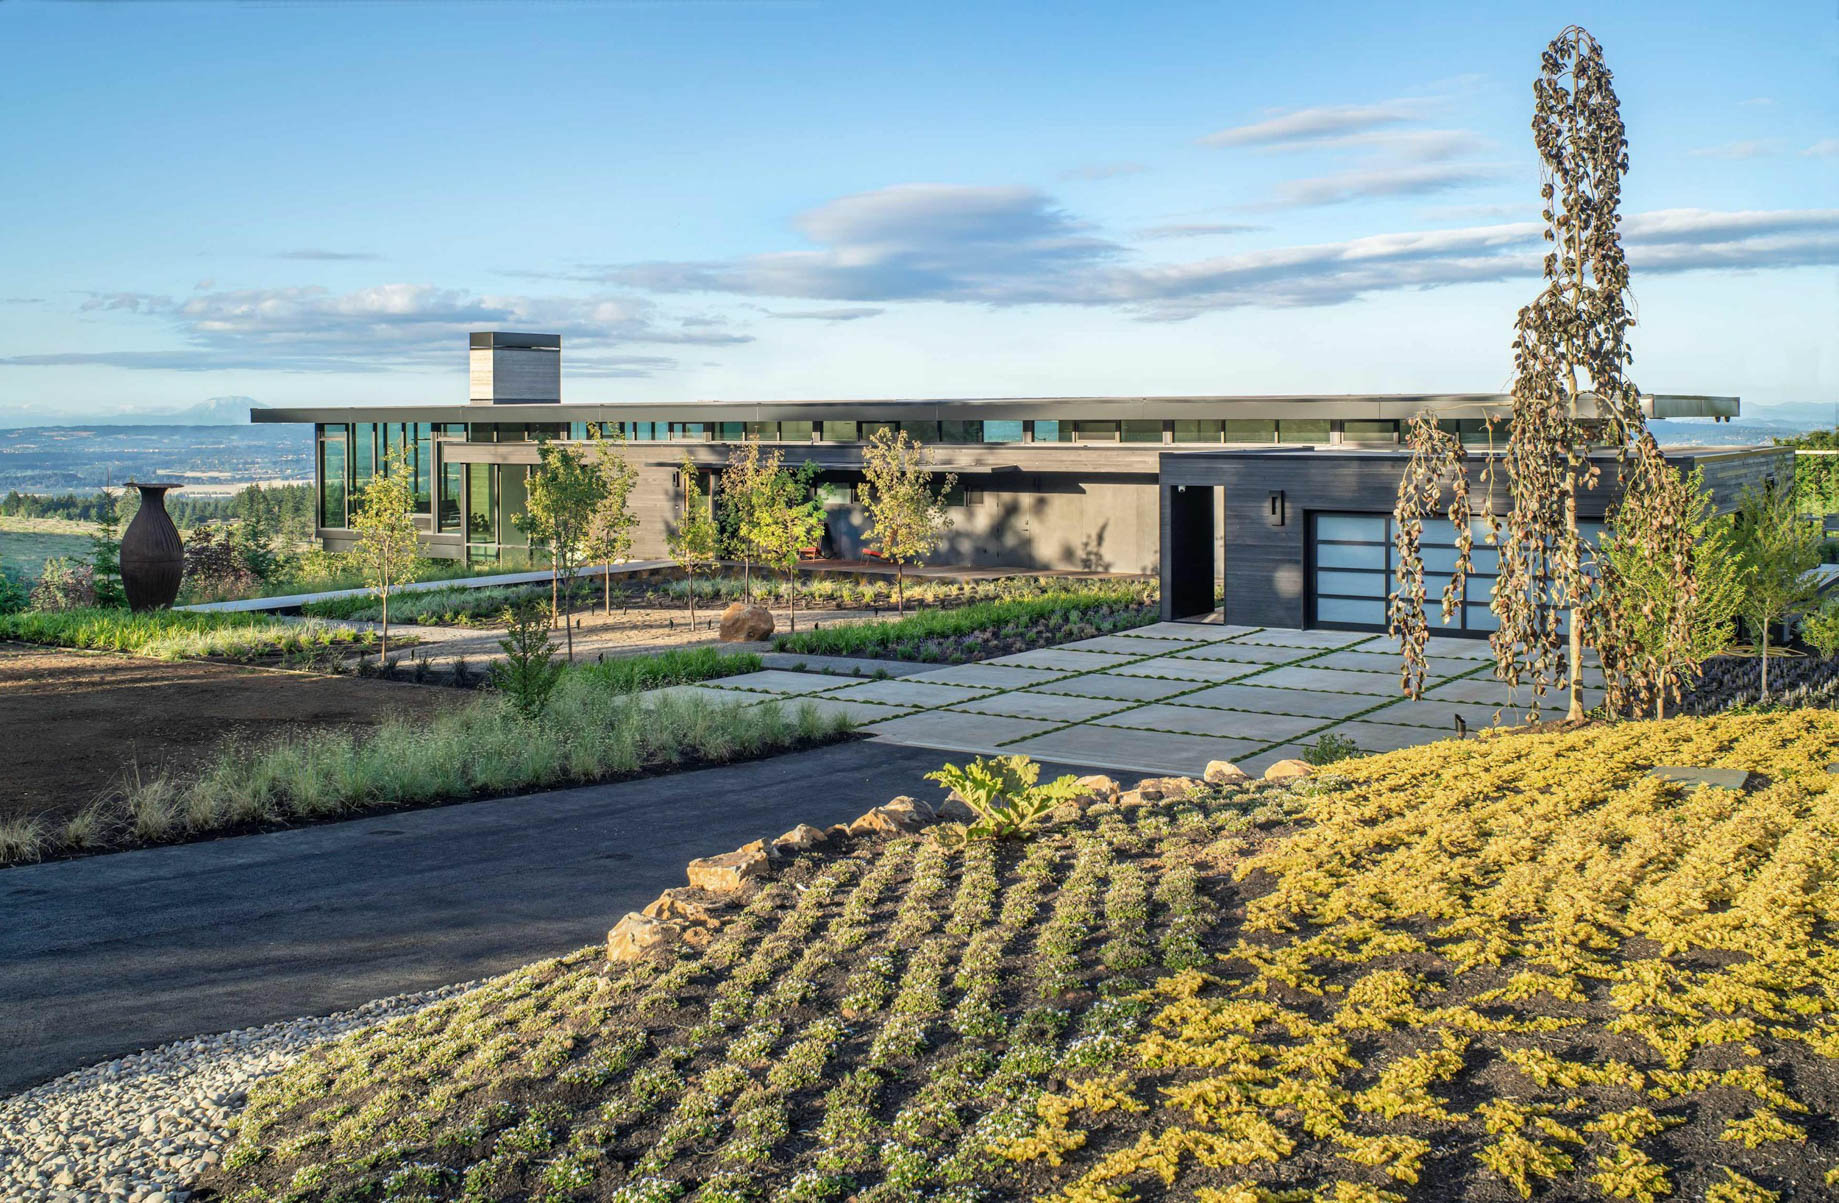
[1263,759,1314,783]
[686,847,770,893]
[773,823,830,853]
[607,913,680,963]
[849,804,931,837]
[643,888,728,925]
[718,602,775,642]
[1205,760,1252,786]
[883,795,937,821]
[1074,775,1121,803]
[1117,789,1150,808]
[937,794,977,822]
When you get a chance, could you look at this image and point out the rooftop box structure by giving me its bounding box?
[469,332,560,404]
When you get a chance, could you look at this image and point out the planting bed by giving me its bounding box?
[1673,651,1839,715]
[0,643,458,829]
[204,711,1839,1201]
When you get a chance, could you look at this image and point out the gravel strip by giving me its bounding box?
[0,982,478,1202]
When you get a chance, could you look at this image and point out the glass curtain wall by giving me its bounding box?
[317,426,347,529]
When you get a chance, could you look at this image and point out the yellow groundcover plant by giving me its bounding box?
[998,712,1839,1201]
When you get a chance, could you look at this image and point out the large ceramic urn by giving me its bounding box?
[120,482,185,611]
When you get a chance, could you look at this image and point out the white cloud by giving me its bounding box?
[1249,128,1490,162]
[30,284,751,374]
[1199,99,1433,147]
[767,307,886,321]
[1803,139,1839,157]
[1136,223,1265,240]
[1271,164,1504,207]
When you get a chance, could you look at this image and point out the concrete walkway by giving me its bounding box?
[0,740,1106,1096]
[680,625,1606,777]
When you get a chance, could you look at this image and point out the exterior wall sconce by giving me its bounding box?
[1265,490,1286,527]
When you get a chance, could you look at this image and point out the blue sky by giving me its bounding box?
[0,0,1833,419]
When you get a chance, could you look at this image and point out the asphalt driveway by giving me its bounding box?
[0,740,1103,1095]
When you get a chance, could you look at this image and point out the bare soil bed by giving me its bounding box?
[0,642,460,827]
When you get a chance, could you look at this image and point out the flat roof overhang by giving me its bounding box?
[251,392,1740,426]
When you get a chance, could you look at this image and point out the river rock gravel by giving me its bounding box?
[0,983,477,1202]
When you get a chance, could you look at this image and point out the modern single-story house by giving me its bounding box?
[254,331,1784,633]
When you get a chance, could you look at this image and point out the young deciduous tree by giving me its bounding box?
[665,454,721,631]
[1593,468,1746,718]
[584,428,640,615]
[1732,481,1822,701]
[518,440,604,663]
[743,460,826,631]
[860,425,956,614]
[1391,26,1663,720]
[350,446,423,661]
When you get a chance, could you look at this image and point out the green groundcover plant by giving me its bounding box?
[0,607,384,661]
[773,583,1157,663]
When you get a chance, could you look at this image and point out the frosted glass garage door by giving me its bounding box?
[1307,512,1599,633]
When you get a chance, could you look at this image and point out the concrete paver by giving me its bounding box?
[1174,642,1310,664]
[1111,657,1268,683]
[824,679,997,708]
[703,670,855,695]
[1115,622,1258,641]
[949,691,1125,723]
[1363,697,1561,731]
[901,663,1073,689]
[1096,705,1324,742]
[985,648,1142,671]
[785,697,920,725]
[1306,650,1479,679]
[1349,633,1496,660]
[1232,629,1370,650]
[1002,728,1262,778]
[1059,634,1203,655]
[860,711,1058,756]
[1423,676,1604,709]
[1336,720,1468,755]
[1176,682,1382,719]
[1032,674,1200,702]
[642,684,778,707]
[1252,665,1414,696]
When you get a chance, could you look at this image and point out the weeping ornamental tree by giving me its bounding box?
[1392,26,1679,720]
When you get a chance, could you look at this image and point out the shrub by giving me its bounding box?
[1301,732,1362,766]
[925,754,1082,841]
[0,607,381,660]
[774,585,1157,663]
[1801,596,1839,659]
[489,604,566,720]
[31,556,97,611]
[0,558,28,616]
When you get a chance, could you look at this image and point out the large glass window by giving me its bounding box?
[1035,420,1064,442]
[861,421,897,441]
[982,420,1024,443]
[413,423,432,509]
[1122,420,1164,444]
[1341,420,1398,444]
[466,463,496,546]
[744,421,779,441]
[1075,421,1120,441]
[779,421,815,442]
[900,421,941,443]
[822,420,858,442]
[716,422,745,441]
[940,420,982,444]
[1173,420,1223,443]
[1224,420,1276,443]
[438,462,463,533]
[352,422,375,484]
[1278,419,1331,444]
[500,465,530,547]
[318,429,347,529]
[673,423,709,440]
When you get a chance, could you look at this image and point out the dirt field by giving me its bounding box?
[0,642,462,826]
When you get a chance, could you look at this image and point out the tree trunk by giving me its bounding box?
[380,584,389,662]
[562,571,575,663]
[604,563,612,615]
[896,563,905,615]
[1565,469,1585,722]
[1759,623,1770,702]
[551,565,560,628]
[687,565,696,630]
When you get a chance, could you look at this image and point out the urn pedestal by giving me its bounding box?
[121,482,185,611]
